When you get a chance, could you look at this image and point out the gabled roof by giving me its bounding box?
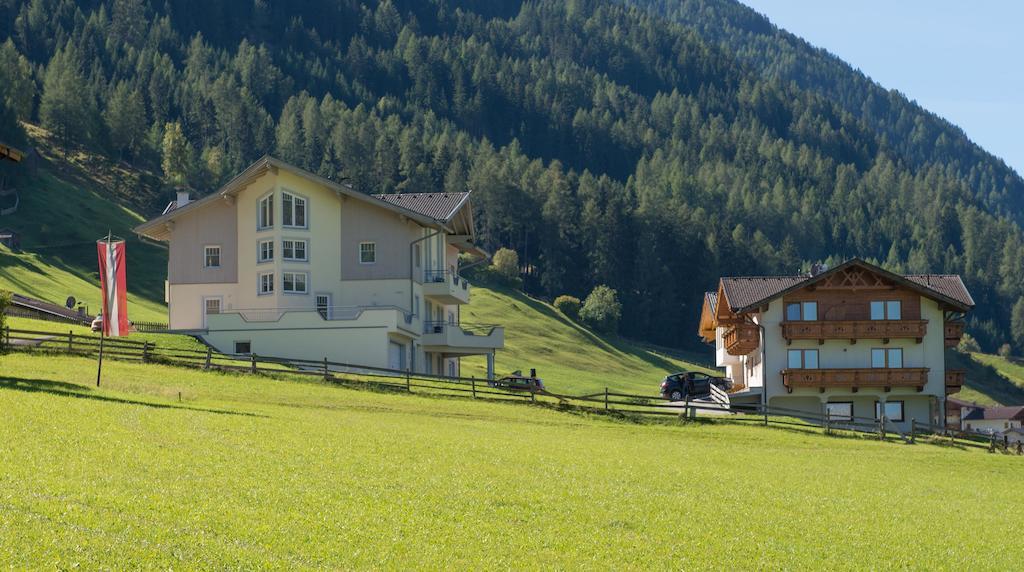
[963,406,1024,422]
[373,192,470,223]
[134,156,452,240]
[718,258,974,313]
[720,276,807,312]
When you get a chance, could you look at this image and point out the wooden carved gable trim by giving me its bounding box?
[814,266,894,290]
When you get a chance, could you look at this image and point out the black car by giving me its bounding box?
[660,371,731,401]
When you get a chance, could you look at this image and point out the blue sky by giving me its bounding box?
[740,1,1024,177]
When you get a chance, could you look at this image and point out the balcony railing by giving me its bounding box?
[781,367,930,392]
[421,270,471,304]
[944,321,966,348]
[723,323,759,356]
[223,305,413,324]
[945,369,966,394]
[781,320,927,342]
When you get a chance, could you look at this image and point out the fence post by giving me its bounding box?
[250,354,257,374]
[825,415,831,436]
[1,325,7,352]
[989,433,996,453]
[204,347,212,370]
[323,357,329,381]
[879,415,885,441]
[471,376,477,399]
[910,419,916,444]
[406,368,411,393]
[68,330,73,353]
[142,341,150,363]
[1004,435,1010,453]
[604,387,609,411]
[763,404,769,427]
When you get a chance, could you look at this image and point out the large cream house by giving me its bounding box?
[698,259,973,431]
[135,156,503,377]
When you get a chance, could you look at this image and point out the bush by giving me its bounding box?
[491,248,520,281]
[553,295,581,320]
[957,333,981,354]
[0,289,10,333]
[580,285,621,334]
[998,343,1013,359]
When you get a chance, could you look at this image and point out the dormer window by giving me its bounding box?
[870,300,901,320]
[282,192,307,228]
[258,193,274,229]
[785,301,817,321]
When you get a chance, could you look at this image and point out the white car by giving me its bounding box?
[90,315,133,332]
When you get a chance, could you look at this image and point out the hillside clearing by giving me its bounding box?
[0,351,1021,568]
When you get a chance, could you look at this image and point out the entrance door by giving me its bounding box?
[388,341,405,371]
[202,296,221,328]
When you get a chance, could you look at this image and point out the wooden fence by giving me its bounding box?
[1,326,1019,453]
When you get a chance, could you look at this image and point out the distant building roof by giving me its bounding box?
[963,406,1024,422]
[373,192,471,222]
[0,141,24,162]
[718,259,974,313]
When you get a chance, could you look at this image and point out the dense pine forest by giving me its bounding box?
[1,0,1023,351]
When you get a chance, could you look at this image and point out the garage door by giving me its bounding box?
[388,342,405,371]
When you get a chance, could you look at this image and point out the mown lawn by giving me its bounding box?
[460,285,715,395]
[0,351,1021,569]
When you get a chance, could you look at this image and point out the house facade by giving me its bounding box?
[698,259,973,431]
[134,156,503,377]
[962,406,1024,435]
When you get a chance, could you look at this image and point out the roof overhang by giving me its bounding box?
[134,155,451,241]
[730,258,974,314]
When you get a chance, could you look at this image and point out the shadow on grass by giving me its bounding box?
[947,350,1024,405]
[0,376,264,418]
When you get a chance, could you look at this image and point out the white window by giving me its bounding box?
[871,348,903,368]
[875,401,905,422]
[234,341,251,355]
[258,193,274,229]
[259,272,274,295]
[826,402,853,422]
[871,300,902,320]
[283,239,308,261]
[204,245,221,268]
[282,271,308,294]
[785,301,818,321]
[787,349,818,369]
[258,239,274,263]
[360,242,376,264]
[202,297,221,328]
[282,192,307,228]
[316,294,331,319]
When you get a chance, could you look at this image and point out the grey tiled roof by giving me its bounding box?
[905,275,975,308]
[373,192,470,222]
[718,259,975,312]
[720,276,808,311]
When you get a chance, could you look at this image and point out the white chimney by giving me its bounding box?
[176,190,191,208]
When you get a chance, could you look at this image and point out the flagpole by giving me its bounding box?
[97,229,110,387]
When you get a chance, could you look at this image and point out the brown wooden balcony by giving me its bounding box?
[945,369,965,394]
[944,321,965,348]
[723,323,759,356]
[781,367,930,392]
[781,320,927,344]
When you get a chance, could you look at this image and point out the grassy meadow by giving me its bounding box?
[1,350,1022,569]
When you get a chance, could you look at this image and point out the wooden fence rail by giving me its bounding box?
[2,326,1020,453]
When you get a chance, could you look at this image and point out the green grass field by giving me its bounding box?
[1,350,1021,568]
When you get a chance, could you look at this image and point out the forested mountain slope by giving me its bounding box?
[1,0,1022,351]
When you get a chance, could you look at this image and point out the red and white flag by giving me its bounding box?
[97,239,129,336]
